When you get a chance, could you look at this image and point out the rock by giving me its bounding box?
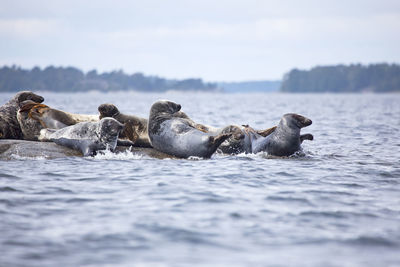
[0,139,175,160]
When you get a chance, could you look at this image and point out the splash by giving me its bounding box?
[90,149,149,160]
[10,154,48,161]
[187,156,205,160]
[213,150,311,160]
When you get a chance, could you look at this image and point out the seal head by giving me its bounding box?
[98,103,120,119]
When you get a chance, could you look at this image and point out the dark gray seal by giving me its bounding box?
[98,103,151,147]
[250,113,313,156]
[217,114,313,156]
[0,91,44,139]
[39,118,124,156]
[17,100,45,141]
[148,100,232,158]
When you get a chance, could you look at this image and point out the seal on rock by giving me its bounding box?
[98,103,213,147]
[0,91,44,139]
[98,103,151,147]
[28,104,98,129]
[148,100,232,158]
[39,118,124,156]
[17,100,45,140]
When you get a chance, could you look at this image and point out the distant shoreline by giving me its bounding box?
[1,63,399,93]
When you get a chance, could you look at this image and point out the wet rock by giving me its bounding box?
[0,140,175,160]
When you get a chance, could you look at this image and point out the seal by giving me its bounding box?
[215,125,251,154]
[28,104,98,129]
[98,103,151,147]
[98,103,213,147]
[215,114,312,156]
[249,113,313,156]
[17,100,45,141]
[39,118,124,156]
[186,119,277,155]
[148,100,232,158]
[0,91,44,139]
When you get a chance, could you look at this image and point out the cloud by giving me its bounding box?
[0,0,399,80]
[0,18,63,39]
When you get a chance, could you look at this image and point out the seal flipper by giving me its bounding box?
[52,138,96,156]
[39,128,57,141]
[207,133,233,157]
[256,126,277,137]
[210,133,232,145]
[117,139,135,147]
[19,101,43,113]
[300,133,313,143]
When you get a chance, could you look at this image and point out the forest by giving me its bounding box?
[0,66,217,92]
[280,63,400,93]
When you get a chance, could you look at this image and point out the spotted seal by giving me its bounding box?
[17,100,45,140]
[148,100,232,158]
[98,103,151,147]
[0,91,44,139]
[39,118,124,156]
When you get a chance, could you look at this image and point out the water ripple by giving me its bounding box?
[1,92,400,266]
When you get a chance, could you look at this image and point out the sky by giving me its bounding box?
[0,0,399,82]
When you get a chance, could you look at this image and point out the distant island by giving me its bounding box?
[0,66,217,92]
[281,63,400,93]
[1,63,399,93]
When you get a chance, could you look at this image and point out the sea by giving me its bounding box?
[1,91,399,267]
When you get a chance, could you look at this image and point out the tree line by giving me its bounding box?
[280,63,400,93]
[0,65,217,92]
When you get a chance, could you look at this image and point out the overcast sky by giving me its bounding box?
[1,0,399,81]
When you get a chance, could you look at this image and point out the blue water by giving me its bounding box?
[1,92,400,266]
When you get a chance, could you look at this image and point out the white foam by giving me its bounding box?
[214,150,310,160]
[10,154,48,161]
[90,149,149,160]
[187,156,205,160]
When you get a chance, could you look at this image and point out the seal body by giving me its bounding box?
[216,125,253,154]
[199,124,276,155]
[29,105,98,129]
[39,118,124,156]
[17,100,44,141]
[217,114,313,156]
[0,91,44,139]
[148,100,232,158]
[98,103,151,147]
[251,113,313,156]
[98,103,213,148]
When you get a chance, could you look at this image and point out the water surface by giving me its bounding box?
[1,92,400,266]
